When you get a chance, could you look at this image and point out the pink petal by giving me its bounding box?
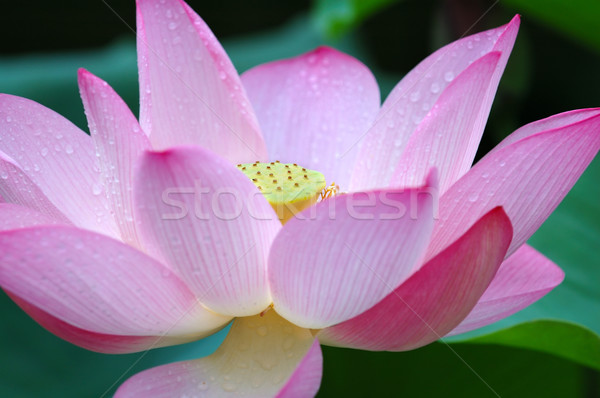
[0,203,62,230]
[351,16,519,191]
[318,207,512,350]
[390,52,501,194]
[0,225,231,337]
[0,94,118,236]
[275,340,323,398]
[0,200,195,354]
[241,46,380,188]
[489,108,600,155]
[133,146,281,317]
[268,178,436,329]
[447,244,564,336]
[426,109,600,261]
[8,292,197,354]
[0,154,71,224]
[78,69,151,248]
[136,0,266,163]
[115,311,322,397]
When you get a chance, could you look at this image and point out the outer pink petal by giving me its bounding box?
[241,47,380,188]
[136,0,266,162]
[275,340,323,398]
[426,109,600,261]
[390,52,501,194]
[115,312,322,397]
[0,225,231,337]
[0,203,62,230]
[0,154,71,224]
[268,177,436,329]
[318,207,512,351]
[78,69,151,248]
[489,108,600,155]
[351,16,519,191]
[0,94,118,236]
[0,205,199,354]
[7,293,200,354]
[133,146,281,317]
[447,244,564,336]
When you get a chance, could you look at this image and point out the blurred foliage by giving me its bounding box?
[458,320,600,372]
[315,0,600,52]
[1,0,600,397]
[501,0,600,52]
[313,0,399,38]
[319,342,595,397]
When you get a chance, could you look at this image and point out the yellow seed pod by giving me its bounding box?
[237,161,326,224]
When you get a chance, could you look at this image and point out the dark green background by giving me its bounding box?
[1,0,599,396]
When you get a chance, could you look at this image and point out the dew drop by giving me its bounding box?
[256,325,268,337]
[468,192,479,202]
[219,71,227,80]
[444,71,454,82]
[409,91,420,102]
[221,382,237,392]
[168,22,177,30]
[65,145,74,155]
[92,183,103,196]
[282,337,295,351]
[40,147,49,157]
[0,171,8,180]
[430,82,440,94]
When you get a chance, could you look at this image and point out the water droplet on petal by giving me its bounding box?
[444,71,454,82]
[221,382,237,392]
[256,325,268,336]
[92,183,103,196]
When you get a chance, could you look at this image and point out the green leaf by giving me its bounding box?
[313,0,400,38]
[501,0,600,52]
[318,342,596,397]
[457,320,600,372]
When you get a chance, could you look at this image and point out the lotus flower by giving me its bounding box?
[0,0,599,396]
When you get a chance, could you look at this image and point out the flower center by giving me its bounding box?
[236,161,327,224]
